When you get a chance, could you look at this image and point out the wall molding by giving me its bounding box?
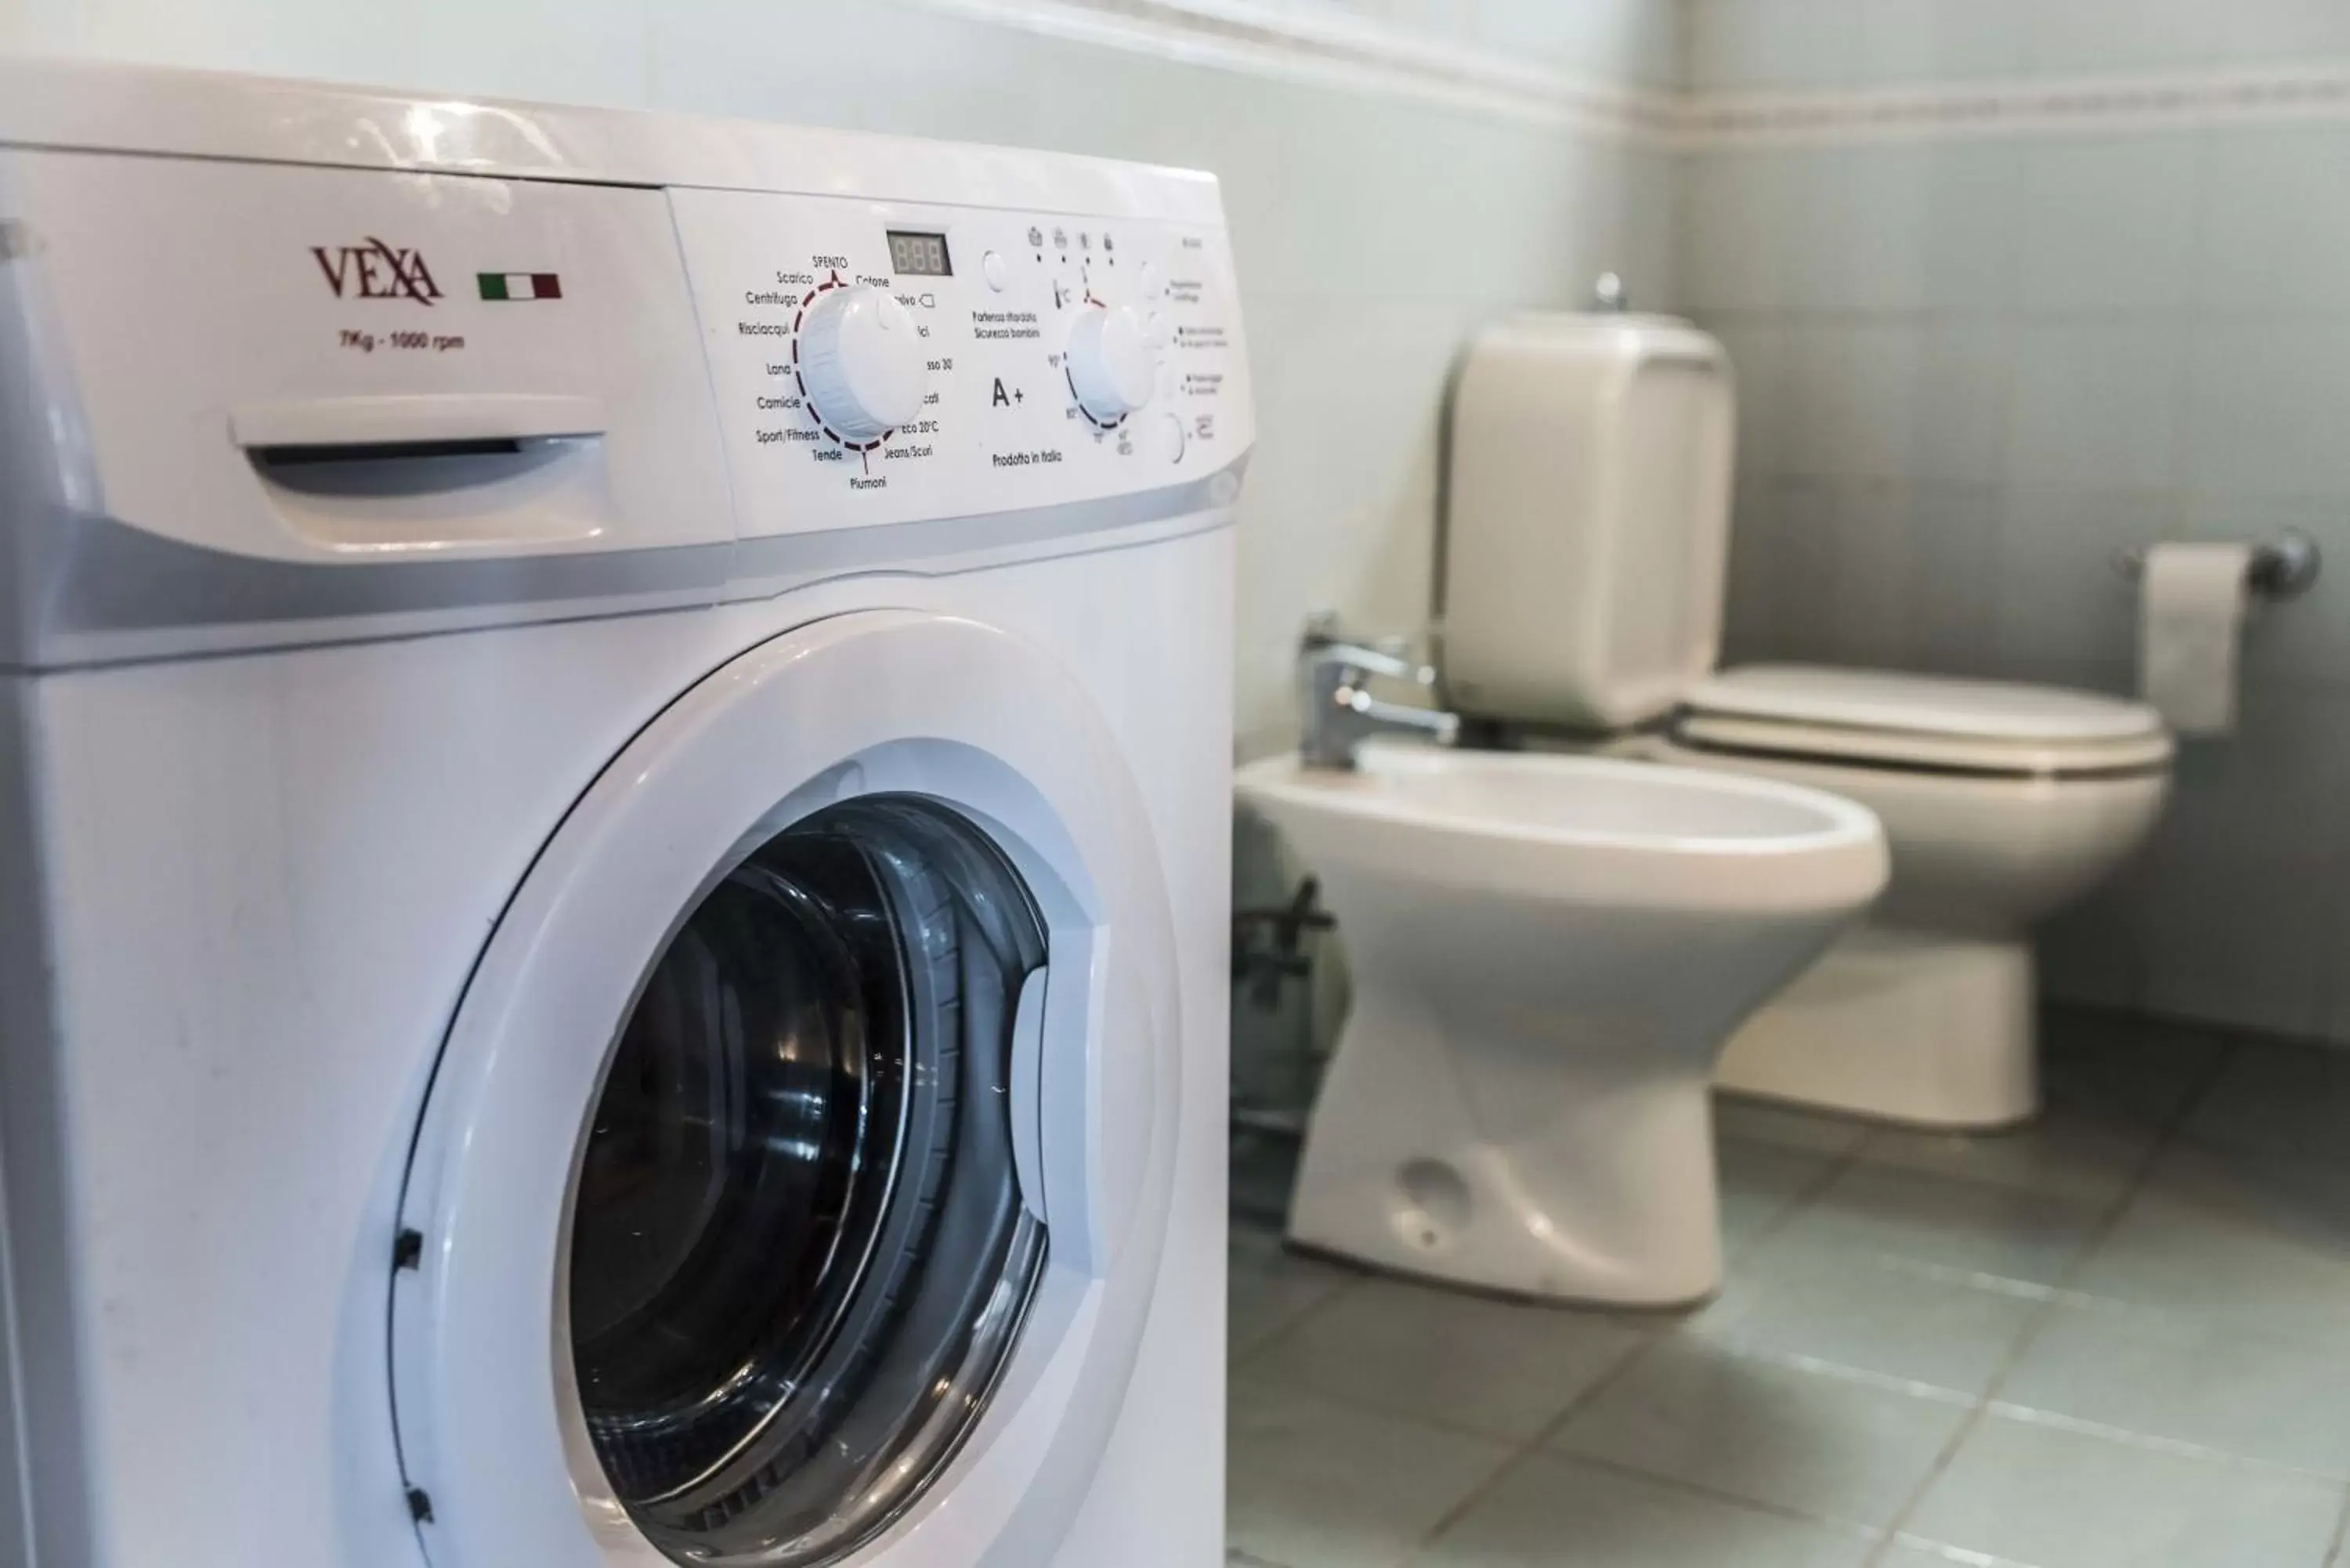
[923,0,1679,141]
[1691,66,2350,147]
[926,0,2350,148]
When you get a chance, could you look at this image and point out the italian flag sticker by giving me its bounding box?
[477,272,562,301]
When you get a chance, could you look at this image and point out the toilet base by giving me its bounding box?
[1285,985,1726,1309]
[1713,923,2037,1130]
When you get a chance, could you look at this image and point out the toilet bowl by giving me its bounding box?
[1439,311,2178,1133]
[1236,740,1887,1306]
[1645,664,2173,1128]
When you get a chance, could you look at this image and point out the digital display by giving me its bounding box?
[886,230,953,276]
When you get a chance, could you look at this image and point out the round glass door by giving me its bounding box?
[563,795,1048,1566]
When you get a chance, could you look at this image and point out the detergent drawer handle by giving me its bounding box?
[229,393,606,457]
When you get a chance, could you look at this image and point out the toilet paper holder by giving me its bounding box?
[2112,530,2323,602]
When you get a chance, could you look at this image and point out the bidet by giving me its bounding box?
[1238,740,1886,1306]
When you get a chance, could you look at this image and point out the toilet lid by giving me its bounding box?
[1678,665,2173,775]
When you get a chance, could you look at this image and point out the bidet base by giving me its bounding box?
[1713,923,2037,1130]
[1285,988,1726,1308]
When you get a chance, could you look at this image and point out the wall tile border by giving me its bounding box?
[1691,67,2350,146]
[927,0,2350,147]
[924,0,1683,139]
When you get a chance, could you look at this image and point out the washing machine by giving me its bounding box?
[0,57,1248,1568]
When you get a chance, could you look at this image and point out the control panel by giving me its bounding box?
[668,187,1249,536]
[0,65,1255,667]
[0,146,1249,593]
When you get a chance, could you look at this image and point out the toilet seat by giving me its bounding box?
[1676,665,2174,779]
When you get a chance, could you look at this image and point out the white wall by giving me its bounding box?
[1683,0,2350,1045]
[42,0,2344,1050]
[1,0,1682,755]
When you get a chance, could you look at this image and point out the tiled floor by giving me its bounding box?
[1226,1007,2350,1568]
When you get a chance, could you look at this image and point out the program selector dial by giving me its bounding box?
[797,284,927,443]
[1065,302,1157,425]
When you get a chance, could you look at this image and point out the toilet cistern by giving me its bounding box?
[1297,615,1462,768]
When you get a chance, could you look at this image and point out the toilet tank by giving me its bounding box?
[1442,313,1735,730]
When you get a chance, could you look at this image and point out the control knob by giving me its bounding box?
[1065,302,1155,425]
[797,285,927,443]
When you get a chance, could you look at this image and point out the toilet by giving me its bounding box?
[1443,311,2175,1132]
[1236,741,1886,1306]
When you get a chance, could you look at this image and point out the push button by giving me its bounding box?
[982,250,1009,291]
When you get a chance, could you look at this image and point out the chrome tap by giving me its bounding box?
[1297,616,1462,769]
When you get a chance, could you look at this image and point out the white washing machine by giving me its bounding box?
[0,59,1247,1568]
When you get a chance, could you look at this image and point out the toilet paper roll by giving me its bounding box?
[2138,541,2253,738]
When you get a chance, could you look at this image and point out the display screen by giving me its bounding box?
[886,230,953,276]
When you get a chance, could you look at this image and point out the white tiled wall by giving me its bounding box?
[37,0,2345,1049]
[1687,3,2350,1044]
[1684,0,2350,90]
[1,0,1679,758]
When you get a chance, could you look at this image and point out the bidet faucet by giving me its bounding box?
[1297,616,1462,769]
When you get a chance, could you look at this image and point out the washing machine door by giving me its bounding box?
[389,611,1181,1568]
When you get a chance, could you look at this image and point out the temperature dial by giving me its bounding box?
[1065,303,1155,425]
[798,285,927,443]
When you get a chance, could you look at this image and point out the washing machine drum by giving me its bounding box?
[566,796,1047,1565]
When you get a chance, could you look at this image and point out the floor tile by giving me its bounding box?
[1412,1452,1880,1568]
[2039,1006,2229,1129]
[1227,1007,2350,1567]
[1227,1375,1517,1568]
[1715,1094,1875,1157]
[2182,1037,2350,1169]
[1773,1160,2107,1288]
[1690,1241,2044,1397]
[1553,1339,1972,1529]
[1249,1275,1653,1441]
[1230,1223,1357,1363]
[2000,1296,2350,1479]
[1874,1541,2044,1567]
[1855,1104,2156,1209]
[1904,1409,2345,1568]
[2070,1143,2350,1354]
[1719,1136,1838,1254]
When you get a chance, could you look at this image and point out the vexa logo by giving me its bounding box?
[311,237,443,305]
